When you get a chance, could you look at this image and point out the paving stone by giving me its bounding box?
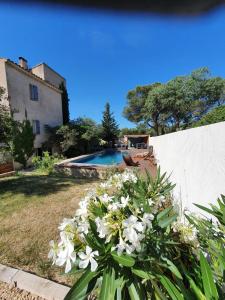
[13,270,70,300]
[0,264,70,300]
[0,264,18,284]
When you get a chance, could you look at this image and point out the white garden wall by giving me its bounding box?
[150,121,225,214]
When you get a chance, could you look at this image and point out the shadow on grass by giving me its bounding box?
[0,175,97,197]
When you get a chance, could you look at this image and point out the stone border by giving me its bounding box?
[0,264,70,300]
[0,171,16,178]
[54,149,127,179]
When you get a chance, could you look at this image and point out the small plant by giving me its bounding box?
[48,168,224,299]
[32,151,63,175]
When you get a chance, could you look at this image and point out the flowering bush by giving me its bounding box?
[49,168,224,299]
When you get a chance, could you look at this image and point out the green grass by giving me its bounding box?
[0,173,98,285]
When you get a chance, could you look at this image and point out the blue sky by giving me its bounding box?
[0,3,225,128]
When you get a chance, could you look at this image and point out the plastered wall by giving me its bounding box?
[150,121,225,214]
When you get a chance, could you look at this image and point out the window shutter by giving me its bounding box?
[32,120,36,134]
[34,86,38,100]
[29,84,33,100]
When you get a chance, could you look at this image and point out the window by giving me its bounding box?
[29,84,38,100]
[32,120,40,135]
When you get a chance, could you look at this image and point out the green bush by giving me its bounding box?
[48,168,225,299]
[32,151,63,175]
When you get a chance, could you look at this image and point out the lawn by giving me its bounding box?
[0,173,98,285]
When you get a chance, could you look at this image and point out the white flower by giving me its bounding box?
[114,237,135,255]
[159,195,166,203]
[172,221,199,248]
[56,234,76,273]
[95,217,110,238]
[100,181,112,189]
[120,195,129,208]
[48,240,58,264]
[58,218,75,231]
[148,198,154,206]
[99,193,114,203]
[142,213,154,229]
[78,246,99,272]
[108,202,120,211]
[76,199,89,217]
[123,215,144,246]
[77,220,89,235]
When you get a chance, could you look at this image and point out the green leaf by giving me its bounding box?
[99,267,116,300]
[157,207,173,221]
[64,268,98,300]
[200,252,219,300]
[127,281,146,300]
[150,279,168,300]
[194,204,215,215]
[111,251,135,267]
[186,274,206,300]
[132,268,153,280]
[159,275,184,300]
[161,258,183,279]
[158,213,178,228]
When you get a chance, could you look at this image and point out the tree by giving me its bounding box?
[45,117,102,157]
[0,87,14,147]
[123,83,161,123]
[12,120,35,168]
[0,104,13,146]
[124,67,225,135]
[101,102,119,143]
[192,105,225,127]
[59,82,70,125]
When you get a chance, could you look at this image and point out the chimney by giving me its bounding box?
[18,57,28,70]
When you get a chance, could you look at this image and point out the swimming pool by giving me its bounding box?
[71,150,126,166]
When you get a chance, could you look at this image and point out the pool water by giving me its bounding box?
[72,151,127,165]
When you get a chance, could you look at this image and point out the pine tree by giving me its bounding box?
[59,82,70,125]
[101,102,119,143]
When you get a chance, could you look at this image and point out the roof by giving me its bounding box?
[124,135,149,138]
[4,59,62,93]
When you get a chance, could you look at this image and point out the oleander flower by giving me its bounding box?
[122,215,144,246]
[99,193,114,203]
[95,217,111,239]
[56,233,76,273]
[78,246,99,272]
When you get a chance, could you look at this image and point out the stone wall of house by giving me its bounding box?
[150,121,225,214]
[32,63,65,88]
[3,61,63,148]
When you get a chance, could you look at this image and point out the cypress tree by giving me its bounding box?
[59,82,70,125]
[101,102,119,143]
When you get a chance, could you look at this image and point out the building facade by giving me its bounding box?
[0,57,65,152]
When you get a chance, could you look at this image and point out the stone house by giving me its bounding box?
[0,57,65,155]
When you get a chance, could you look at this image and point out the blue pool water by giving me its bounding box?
[72,151,126,165]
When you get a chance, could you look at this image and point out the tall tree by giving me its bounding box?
[59,82,70,125]
[101,102,119,143]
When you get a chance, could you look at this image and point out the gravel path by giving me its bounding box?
[0,281,46,300]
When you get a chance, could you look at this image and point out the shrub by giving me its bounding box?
[32,151,63,175]
[48,168,225,299]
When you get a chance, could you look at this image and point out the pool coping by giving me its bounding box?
[55,150,126,169]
